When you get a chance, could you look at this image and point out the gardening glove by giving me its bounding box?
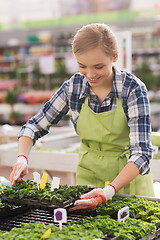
[70,184,116,211]
[10,155,28,186]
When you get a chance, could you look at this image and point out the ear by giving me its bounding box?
[113,54,118,62]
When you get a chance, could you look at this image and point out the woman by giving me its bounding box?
[10,23,154,210]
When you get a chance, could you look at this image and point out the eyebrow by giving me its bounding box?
[78,62,104,66]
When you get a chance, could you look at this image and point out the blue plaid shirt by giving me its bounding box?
[19,66,152,175]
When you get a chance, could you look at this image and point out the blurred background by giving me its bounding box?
[0,0,160,128]
[0,0,160,195]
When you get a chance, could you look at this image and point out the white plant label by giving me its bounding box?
[51,177,60,191]
[54,208,67,230]
[118,206,129,223]
[33,172,41,190]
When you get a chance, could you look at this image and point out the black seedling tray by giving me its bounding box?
[0,208,89,231]
[0,208,159,240]
[0,208,119,239]
[1,192,160,239]
[0,205,31,222]
[1,194,76,211]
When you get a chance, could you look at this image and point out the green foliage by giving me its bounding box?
[151,135,160,147]
[4,86,20,124]
[5,86,18,105]
[31,59,72,90]
[74,196,160,228]
[151,134,160,159]
[1,179,90,204]
[0,198,14,214]
[0,222,103,240]
[0,215,156,240]
[36,145,80,153]
[135,61,160,90]
[1,181,160,239]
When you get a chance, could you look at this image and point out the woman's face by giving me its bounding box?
[76,47,116,88]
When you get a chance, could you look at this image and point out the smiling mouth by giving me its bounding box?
[88,77,99,83]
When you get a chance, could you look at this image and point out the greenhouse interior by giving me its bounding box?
[0,0,160,239]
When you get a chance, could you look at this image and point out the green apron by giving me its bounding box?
[76,96,154,197]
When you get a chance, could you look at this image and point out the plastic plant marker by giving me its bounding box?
[118,206,129,223]
[39,172,48,189]
[51,177,60,191]
[54,208,67,230]
[105,181,110,187]
[40,228,51,239]
[33,172,41,190]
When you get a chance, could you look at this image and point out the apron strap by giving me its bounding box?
[84,96,89,105]
[116,98,122,109]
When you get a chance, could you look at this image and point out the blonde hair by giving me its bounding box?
[72,23,118,58]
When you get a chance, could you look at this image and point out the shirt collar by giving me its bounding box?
[79,66,126,100]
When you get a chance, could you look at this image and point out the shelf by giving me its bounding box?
[0,30,160,80]
[132,48,160,55]
[132,64,160,72]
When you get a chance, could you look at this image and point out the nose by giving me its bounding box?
[86,69,96,79]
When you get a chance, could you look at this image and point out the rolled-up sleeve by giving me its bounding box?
[127,84,152,175]
[18,81,70,144]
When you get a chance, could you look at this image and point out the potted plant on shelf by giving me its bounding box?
[4,86,20,125]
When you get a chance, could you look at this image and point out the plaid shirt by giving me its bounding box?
[19,66,152,175]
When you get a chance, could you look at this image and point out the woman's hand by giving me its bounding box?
[70,184,116,211]
[10,155,28,186]
[10,136,33,186]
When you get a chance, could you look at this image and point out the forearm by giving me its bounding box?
[111,162,139,192]
[18,136,34,158]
